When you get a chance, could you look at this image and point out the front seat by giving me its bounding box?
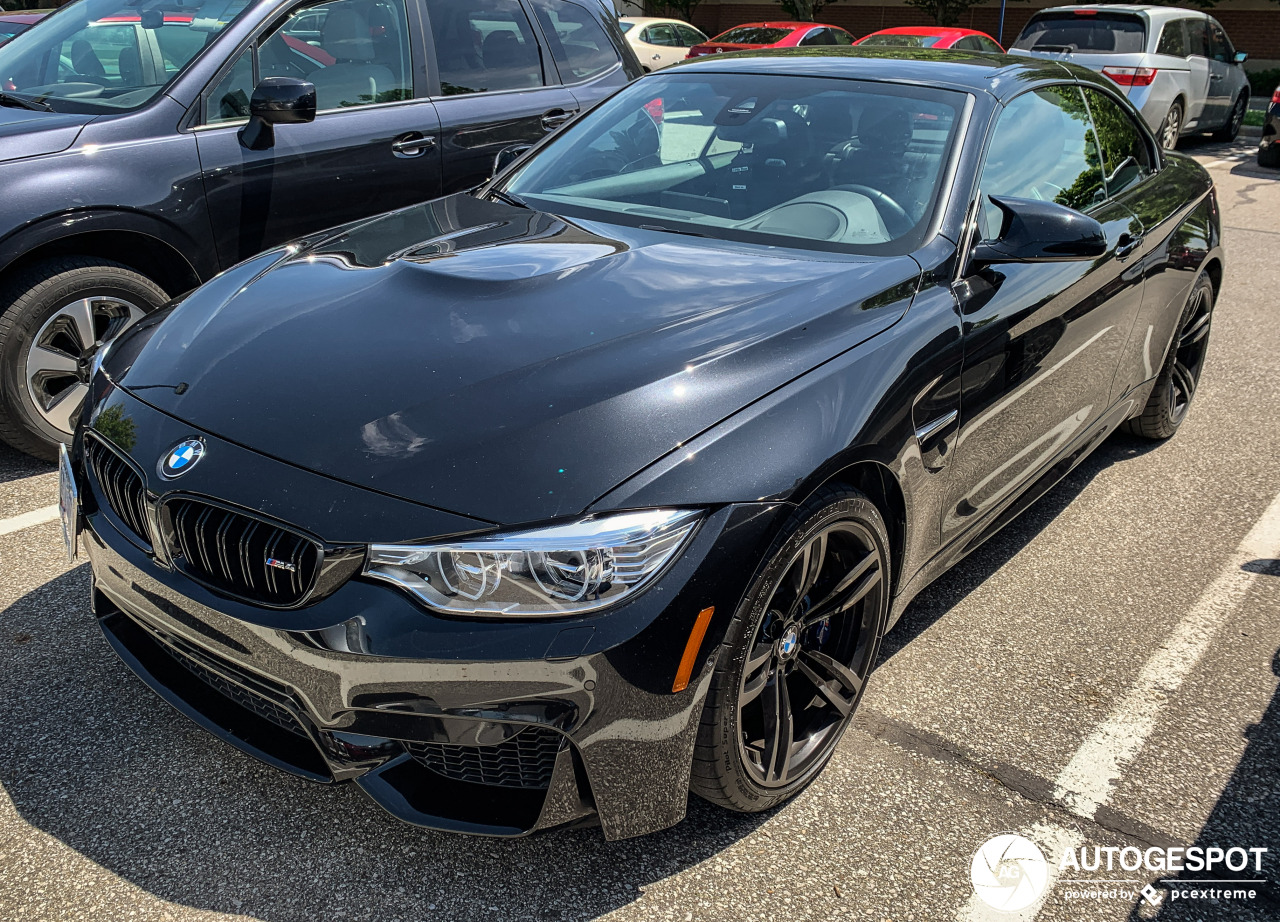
[70,39,107,80]
[309,5,396,109]
[117,46,142,86]
[833,104,913,205]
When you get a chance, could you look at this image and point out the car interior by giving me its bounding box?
[511,79,959,249]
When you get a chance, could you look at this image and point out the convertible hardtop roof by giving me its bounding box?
[671,47,1116,102]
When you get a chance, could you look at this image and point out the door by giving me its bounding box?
[1184,18,1214,128]
[423,0,578,193]
[1205,18,1236,126]
[194,0,443,266]
[528,0,632,110]
[942,84,1145,544]
[639,23,681,69]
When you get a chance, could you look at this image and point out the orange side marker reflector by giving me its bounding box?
[672,606,715,693]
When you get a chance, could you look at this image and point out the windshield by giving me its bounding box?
[618,21,634,34]
[713,27,792,45]
[1012,13,1146,54]
[502,73,963,255]
[858,34,941,48]
[0,0,253,112]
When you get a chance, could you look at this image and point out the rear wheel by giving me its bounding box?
[691,486,889,811]
[1259,141,1280,169]
[1212,94,1246,142]
[1159,100,1183,151]
[0,257,166,459]
[1123,272,1214,440]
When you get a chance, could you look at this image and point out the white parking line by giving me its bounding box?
[1053,490,1280,820]
[0,504,59,537]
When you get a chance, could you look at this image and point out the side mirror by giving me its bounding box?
[493,144,532,176]
[969,195,1107,266]
[1234,51,1248,65]
[239,77,317,151]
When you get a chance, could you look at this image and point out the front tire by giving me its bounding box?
[1159,100,1184,151]
[0,257,166,460]
[1212,94,1246,142]
[691,485,889,812]
[1259,141,1280,169]
[1123,271,1215,440]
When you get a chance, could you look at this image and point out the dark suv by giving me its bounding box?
[0,0,638,458]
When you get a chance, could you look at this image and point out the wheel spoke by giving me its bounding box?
[42,382,89,433]
[761,673,794,783]
[802,552,880,627]
[740,643,774,706]
[1171,360,1196,405]
[1180,310,1210,348]
[798,649,863,700]
[796,657,854,718]
[66,298,99,353]
[790,532,827,607]
[27,345,79,378]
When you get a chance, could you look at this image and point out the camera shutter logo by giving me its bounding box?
[971,834,1049,912]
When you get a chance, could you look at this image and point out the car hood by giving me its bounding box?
[0,105,94,163]
[116,193,921,526]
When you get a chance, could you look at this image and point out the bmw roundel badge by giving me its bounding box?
[159,438,205,479]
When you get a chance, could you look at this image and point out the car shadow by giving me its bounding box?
[1124,644,1280,920]
[0,441,53,487]
[0,567,769,922]
[878,429,1163,663]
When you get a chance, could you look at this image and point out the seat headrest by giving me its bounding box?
[856,105,912,154]
[322,6,375,63]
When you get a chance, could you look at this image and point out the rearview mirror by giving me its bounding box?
[1234,51,1248,65]
[493,144,532,176]
[239,78,317,151]
[969,196,1107,266]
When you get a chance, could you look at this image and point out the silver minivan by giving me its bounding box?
[1008,5,1250,149]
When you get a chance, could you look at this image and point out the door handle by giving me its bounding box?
[1115,233,1143,260]
[652,53,661,60]
[541,109,576,131]
[391,134,436,156]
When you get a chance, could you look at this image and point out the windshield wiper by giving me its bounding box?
[639,224,712,239]
[0,91,52,112]
[487,188,529,209]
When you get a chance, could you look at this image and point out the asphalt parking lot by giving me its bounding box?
[1,138,1278,922]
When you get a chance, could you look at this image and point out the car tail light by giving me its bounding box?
[1272,87,1280,106]
[1074,9,1097,14]
[1103,67,1158,87]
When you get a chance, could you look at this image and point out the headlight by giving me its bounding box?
[364,509,702,617]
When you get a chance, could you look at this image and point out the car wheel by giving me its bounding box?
[1159,101,1183,151]
[1123,272,1215,440]
[691,485,889,812]
[1212,95,1246,142]
[1259,141,1280,169]
[0,257,166,460]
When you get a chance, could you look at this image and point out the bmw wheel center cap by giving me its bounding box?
[779,627,799,658]
[159,439,205,479]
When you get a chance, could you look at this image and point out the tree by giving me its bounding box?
[903,0,1018,27]
[777,0,840,22]
[650,0,704,23]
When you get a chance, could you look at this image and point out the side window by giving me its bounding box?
[799,28,834,47]
[206,46,254,124]
[676,25,708,46]
[259,0,413,110]
[954,36,981,51]
[1187,19,1209,58]
[644,24,679,48]
[1208,20,1232,62]
[1082,88,1153,196]
[427,0,544,95]
[978,37,1002,53]
[978,85,1105,239]
[832,29,855,46]
[1156,20,1187,57]
[530,0,619,84]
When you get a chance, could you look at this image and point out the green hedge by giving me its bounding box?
[1248,68,1280,98]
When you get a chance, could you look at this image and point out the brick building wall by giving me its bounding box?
[673,1,1280,64]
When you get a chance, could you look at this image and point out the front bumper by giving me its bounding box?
[78,390,784,839]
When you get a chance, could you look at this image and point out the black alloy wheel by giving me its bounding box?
[692,486,889,811]
[1124,271,1215,439]
[1213,95,1246,142]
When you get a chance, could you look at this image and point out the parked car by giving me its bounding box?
[619,15,705,71]
[0,11,44,46]
[1260,85,1280,168]
[67,48,1222,841]
[686,21,855,57]
[0,0,639,460]
[1008,5,1250,150]
[855,26,1002,52]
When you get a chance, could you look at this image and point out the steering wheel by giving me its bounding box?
[833,184,913,238]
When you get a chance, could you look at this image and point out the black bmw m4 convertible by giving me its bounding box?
[65,49,1222,840]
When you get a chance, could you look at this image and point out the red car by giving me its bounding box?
[855,26,1003,53]
[0,12,46,48]
[686,21,855,58]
